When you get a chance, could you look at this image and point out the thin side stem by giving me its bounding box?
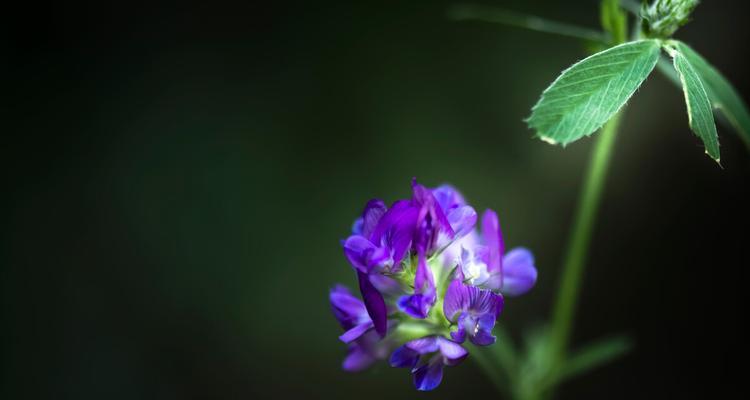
[548,110,624,369]
[469,346,510,396]
[447,3,608,43]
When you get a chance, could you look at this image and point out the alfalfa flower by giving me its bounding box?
[329,179,537,390]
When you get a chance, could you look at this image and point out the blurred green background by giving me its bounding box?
[4,0,749,398]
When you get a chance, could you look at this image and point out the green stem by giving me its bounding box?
[447,3,608,43]
[548,110,624,371]
[469,346,510,396]
[619,0,642,16]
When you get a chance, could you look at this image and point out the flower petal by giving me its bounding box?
[440,230,479,271]
[329,285,367,329]
[390,345,420,368]
[343,345,376,372]
[343,235,376,273]
[446,205,477,242]
[397,293,434,319]
[413,360,444,391]
[443,279,469,322]
[469,314,497,346]
[501,247,537,297]
[481,210,505,277]
[432,184,466,211]
[357,271,388,337]
[413,180,454,250]
[339,321,373,344]
[369,200,418,266]
[361,199,387,239]
[413,248,435,297]
[449,315,467,343]
[404,336,440,354]
[398,248,436,319]
[437,337,469,365]
[470,286,503,317]
[444,279,502,320]
[368,273,401,295]
[351,218,363,235]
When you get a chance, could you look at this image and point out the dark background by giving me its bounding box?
[4,1,749,398]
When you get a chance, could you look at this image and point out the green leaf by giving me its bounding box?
[527,40,660,146]
[656,55,681,86]
[674,41,750,150]
[667,44,721,161]
[556,335,633,382]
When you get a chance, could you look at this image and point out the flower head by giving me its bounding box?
[330,180,537,390]
[641,0,699,38]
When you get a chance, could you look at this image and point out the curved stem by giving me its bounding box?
[548,110,625,370]
[447,3,608,43]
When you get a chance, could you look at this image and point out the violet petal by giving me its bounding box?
[413,360,444,391]
[357,271,388,337]
[369,199,418,266]
[501,247,537,297]
[390,346,420,368]
[437,337,469,365]
[432,184,466,212]
[329,285,367,329]
[469,314,497,346]
[446,205,477,241]
[481,210,504,277]
[339,321,373,344]
[343,346,376,372]
[361,199,387,239]
[443,279,469,323]
[343,235,376,273]
[404,336,440,354]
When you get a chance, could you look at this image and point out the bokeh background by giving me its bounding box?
[4,0,750,398]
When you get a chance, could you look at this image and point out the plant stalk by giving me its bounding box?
[548,110,624,372]
[468,346,510,396]
[447,3,608,43]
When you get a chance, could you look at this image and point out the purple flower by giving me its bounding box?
[331,179,537,391]
[390,336,468,391]
[443,279,504,345]
[459,210,538,296]
[330,285,392,371]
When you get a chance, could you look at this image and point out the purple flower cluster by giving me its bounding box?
[330,179,537,391]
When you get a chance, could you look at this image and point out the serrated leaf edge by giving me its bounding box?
[664,42,721,163]
[526,39,661,146]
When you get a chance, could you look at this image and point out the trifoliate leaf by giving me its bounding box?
[527,40,660,146]
[674,41,750,150]
[667,44,720,161]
